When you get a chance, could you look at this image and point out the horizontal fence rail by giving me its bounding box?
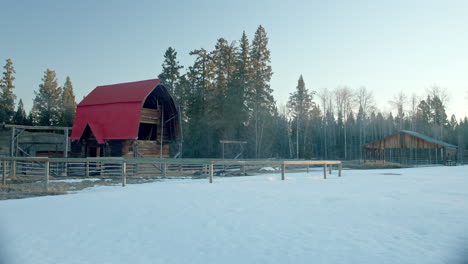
[0,157,343,190]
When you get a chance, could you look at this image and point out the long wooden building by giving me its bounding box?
[70,79,179,158]
[363,130,458,165]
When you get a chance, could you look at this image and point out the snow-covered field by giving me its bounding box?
[1,166,467,264]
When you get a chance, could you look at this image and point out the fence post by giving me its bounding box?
[1,160,6,185]
[10,160,16,179]
[329,164,332,174]
[307,164,309,173]
[163,163,167,177]
[209,163,214,184]
[85,161,89,177]
[122,161,127,187]
[323,164,327,179]
[44,161,50,191]
[242,163,246,175]
[281,163,286,180]
[338,163,342,177]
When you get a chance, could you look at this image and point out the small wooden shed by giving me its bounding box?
[70,79,179,158]
[363,130,458,165]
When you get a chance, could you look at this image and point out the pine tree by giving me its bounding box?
[184,49,213,157]
[158,47,184,94]
[287,75,313,158]
[416,98,431,132]
[13,99,27,125]
[249,25,275,157]
[428,95,448,139]
[34,69,62,126]
[224,31,251,142]
[210,38,239,145]
[59,76,76,126]
[0,59,17,123]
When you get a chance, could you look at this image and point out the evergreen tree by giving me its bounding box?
[33,69,62,126]
[0,59,17,123]
[225,31,251,141]
[428,95,447,139]
[249,25,275,157]
[184,49,212,157]
[13,99,27,125]
[416,98,431,132]
[59,76,76,126]
[158,47,184,94]
[287,75,313,158]
[209,38,237,142]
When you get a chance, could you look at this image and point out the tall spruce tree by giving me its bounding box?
[13,99,27,125]
[287,75,313,158]
[33,69,62,126]
[224,31,251,142]
[158,47,184,95]
[59,76,76,126]
[0,59,17,123]
[210,38,238,144]
[249,25,275,158]
[184,49,213,157]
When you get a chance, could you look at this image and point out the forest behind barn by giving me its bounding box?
[156,26,468,160]
[1,26,467,160]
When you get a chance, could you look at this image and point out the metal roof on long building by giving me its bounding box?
[363,130,458,149]
[400,130,458,148]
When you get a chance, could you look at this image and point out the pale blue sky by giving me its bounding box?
[2,0,467,118]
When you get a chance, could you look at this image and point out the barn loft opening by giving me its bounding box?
[138,84,179,141]
[138,123,158,140]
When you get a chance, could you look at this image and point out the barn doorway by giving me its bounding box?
[88,146,99,157]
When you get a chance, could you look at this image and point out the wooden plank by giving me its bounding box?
[283,160,341,165]
[122,162,126,187]
[44,161,50,191]
[209,163,213,183]
[281,163,285,180]
[219,140,247,144]
[10,160,16,179]
[139,120,160,125]
[1,160,6,185]
[4,124,72,130]
[10,126,15,157]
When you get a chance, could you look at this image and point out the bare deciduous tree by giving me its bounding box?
[427,85,450,106]
[334,86,354,159]
[389,91,407,130]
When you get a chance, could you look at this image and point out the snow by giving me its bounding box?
[1,166,468,264]
[49,178,101,183]
[259,166,279,171]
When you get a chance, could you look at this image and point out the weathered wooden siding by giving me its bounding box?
[365,133,442,149]
[119,140,170,158]
[140,108,161,124]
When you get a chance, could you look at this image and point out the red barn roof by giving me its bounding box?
[70,79,162,144]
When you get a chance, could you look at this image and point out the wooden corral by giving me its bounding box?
[0,124,71,158]
[70,79,179,158]
[363,130,458,165]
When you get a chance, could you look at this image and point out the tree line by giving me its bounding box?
[0,59,76,127]
[2,25,466,160]
[159,25,468,159]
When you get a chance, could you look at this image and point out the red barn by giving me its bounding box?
[70,79,179,158]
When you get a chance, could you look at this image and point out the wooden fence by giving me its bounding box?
[0,157,342,190]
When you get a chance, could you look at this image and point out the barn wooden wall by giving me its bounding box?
[365,133,443,149]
